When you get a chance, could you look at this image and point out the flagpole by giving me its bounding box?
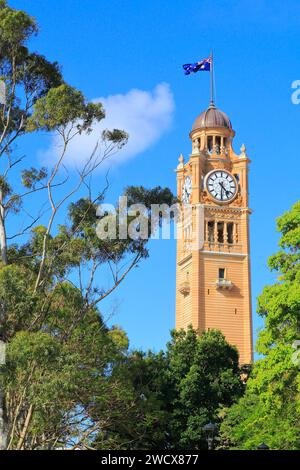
[210,50,214,106]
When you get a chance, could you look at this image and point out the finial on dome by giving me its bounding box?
[177,154,184,169]
[240,144,247,157]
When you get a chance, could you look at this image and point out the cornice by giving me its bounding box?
[201,250,248,257]
[203,204,250,214]
[178,253,192,266]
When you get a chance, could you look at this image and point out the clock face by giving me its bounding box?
[206,170,237,202]
[182,176,192,204]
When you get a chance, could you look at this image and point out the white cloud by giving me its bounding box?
[41,83,174,170]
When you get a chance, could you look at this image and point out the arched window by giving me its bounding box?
[227,222,234,244]
[207,136,213,153]
[215,136,221,154]
[217,222,224,243]
[207,221,214,242]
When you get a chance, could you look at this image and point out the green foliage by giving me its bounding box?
[0,175,12,198]
[220,201,300,449]
[0,264,38,340]
[0,2,37,49]
[21,53,62,100]
[93,328,243,450]
[109,326,129,352]
[3,308,124,448]
[102,129,129,147]
[0,3,63,138]
[21,167,47,189]
[0,1,181,451]
[26,84,105,132]
[165,328,243,449]
[125,185,177,209]
[123,185,178,241]
[219,346,299,449]
[0,183,176,449]
[256,201,300,353]
[69,198,102,231]
[93,350,169,450]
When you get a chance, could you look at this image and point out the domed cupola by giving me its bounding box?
[192,102,232,131]
[190,101,235,157]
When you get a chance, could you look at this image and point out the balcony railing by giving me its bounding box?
[215,279,233,290]
[204,241,243,254]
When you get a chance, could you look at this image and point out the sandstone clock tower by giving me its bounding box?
[175,101,253,364]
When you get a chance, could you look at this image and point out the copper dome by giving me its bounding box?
[192,103,232,131]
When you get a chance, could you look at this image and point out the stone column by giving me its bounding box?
[224,222,228,244]
[234,223,239,244]
[214,221,218,244]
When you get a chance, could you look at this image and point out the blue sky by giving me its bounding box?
[9,0,300,355]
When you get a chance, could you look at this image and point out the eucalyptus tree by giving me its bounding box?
[92,328,244,450]
[0,1,175,449]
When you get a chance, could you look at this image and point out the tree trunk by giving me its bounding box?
[17,404,33,450]
[0,189,8,265]
[0,191,8,449]
[0,341,7,450]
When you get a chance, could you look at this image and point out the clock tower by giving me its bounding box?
[175,101,253,364]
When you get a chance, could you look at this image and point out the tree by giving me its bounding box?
[93,350,169,450]
[0,2,176,449]
[220,201,300,450]
[165,328,243,449]
[92,328,244,450]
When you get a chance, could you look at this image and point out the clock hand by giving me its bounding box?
[183,187,189,202]
[219,182,225,198]
[220,181,231,197]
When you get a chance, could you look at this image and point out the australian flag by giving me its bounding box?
[183,56,211,75]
